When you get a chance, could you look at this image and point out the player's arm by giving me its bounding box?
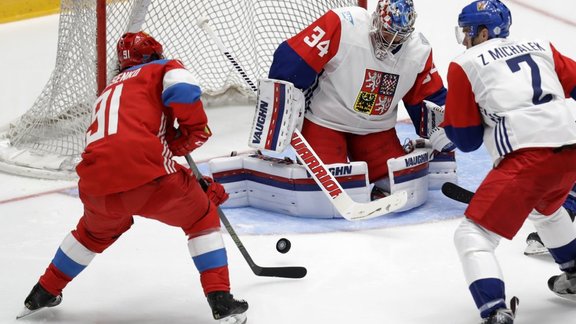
[550,43,576,100]
[443,61,484,152]
[403,50,447,136]
[268,10,342,89]
[162,60,211,156]
[402,50,454,153]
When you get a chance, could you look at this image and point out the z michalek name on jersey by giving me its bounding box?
[478,41,546,65]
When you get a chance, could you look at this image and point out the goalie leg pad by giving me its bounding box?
[208,153,371,219]
[248,79,304,152]
[386,149,429,212]
[428,151,457,190]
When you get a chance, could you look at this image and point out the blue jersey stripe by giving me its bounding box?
[52,248,87,278]
[268,42,318,89]
[215,172,366,191]
[444,124,484,152]
[124,59,170,71]
[162,83,202,106]
[192,248,228,272]
[468,278,506,318]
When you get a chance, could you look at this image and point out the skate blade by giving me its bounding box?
[16,306,41,319]
[220,312,247,324]
[553,292,576,302]
[524,240,549,256]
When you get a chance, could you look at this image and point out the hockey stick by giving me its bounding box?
[441,182,473,204]
[197,17,408,221]
[184,154,307,279]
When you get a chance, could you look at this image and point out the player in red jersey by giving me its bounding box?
[18,32,248,323]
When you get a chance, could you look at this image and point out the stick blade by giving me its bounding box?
[441,182,473,204]
[255,266,307,279]
[341,190,408,221]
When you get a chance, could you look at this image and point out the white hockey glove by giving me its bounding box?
[422,100,455,155]
[248,78,305,152]
[423,100,444,134]
[429,126,456,154]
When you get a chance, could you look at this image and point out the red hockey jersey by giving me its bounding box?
[76,59,207,195]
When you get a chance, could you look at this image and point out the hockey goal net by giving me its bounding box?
[0,0,366,180]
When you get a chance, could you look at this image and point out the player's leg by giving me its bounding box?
[530,208,576,299]
[299,119,348,164]
[529,148,576,300]
[524,184,576,256]
[348,129,429,211]
[454,218,515,323]
[348,127,405,183]
[455,151,550,322]
[22,191,134,315]
[138,168,247,322]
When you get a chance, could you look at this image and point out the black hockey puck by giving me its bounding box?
[276,238,291,254]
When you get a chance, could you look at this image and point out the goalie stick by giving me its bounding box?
[197,17,408,221]
[185,154,307,279]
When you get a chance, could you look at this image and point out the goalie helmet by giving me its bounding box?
[370,0,416,59]
[117,31,164,71]
[457,0,512,40]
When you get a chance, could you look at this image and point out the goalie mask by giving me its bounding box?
[117,31,164,71]
[455,0,512,45]
[370,0,416,60]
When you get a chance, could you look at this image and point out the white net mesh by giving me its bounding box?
[0,0,361,180]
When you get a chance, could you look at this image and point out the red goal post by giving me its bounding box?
[0,0,367,180]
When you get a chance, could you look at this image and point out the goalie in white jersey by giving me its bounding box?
[443,1,576,323]
[265,0,454,206]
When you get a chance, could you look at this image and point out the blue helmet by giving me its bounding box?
[370,0,417,58]
[458,0,512,39]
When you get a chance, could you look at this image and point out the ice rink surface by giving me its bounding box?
[1,1,576,323]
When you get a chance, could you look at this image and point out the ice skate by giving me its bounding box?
[16,283,62,319]
[207,291,248,324]
[548,270,576,301]
[480,297,518,324]
[524,232,548,256]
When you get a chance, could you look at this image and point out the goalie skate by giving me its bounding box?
[524,232,548,256]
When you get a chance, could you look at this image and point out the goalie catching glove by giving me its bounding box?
[420,100,456,156]
[248,78,305,152]
[167,125,212,156]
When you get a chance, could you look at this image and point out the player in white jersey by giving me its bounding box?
[267,0,454,201]
[443,1,576,323]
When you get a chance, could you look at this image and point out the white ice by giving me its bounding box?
[1,1,576,323]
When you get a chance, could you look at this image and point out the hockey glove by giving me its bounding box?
[167,125,212,156]
[202,176,229,206]
[429,126,455,156]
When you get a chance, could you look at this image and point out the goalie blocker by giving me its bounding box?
[248,78,304,152]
